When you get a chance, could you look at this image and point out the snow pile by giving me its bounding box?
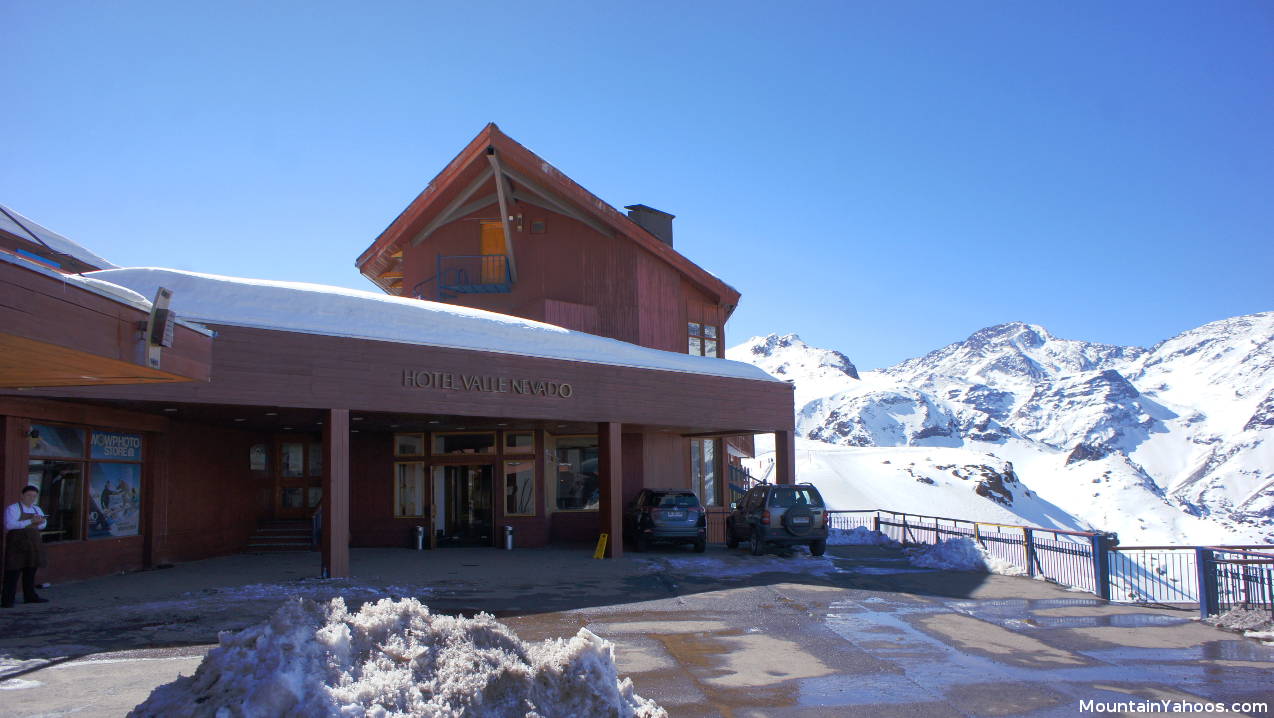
[904,538,1026,576]
[828,526,900,547]
[1206,606,1274,645]
[130,597,666,718]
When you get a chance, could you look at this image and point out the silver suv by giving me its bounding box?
[726,483,828,556]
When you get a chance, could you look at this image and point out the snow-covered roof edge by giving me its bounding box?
[1,252,213,336]
[85,267,783,383]
[0,203,118,270]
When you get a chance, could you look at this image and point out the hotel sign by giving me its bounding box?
[402,370,574,398]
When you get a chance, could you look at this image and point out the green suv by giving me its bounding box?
[726,483,828,556]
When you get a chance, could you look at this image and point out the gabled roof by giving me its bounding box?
[355,123,740,308]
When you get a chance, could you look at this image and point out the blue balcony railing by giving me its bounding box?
[413,254,512,300]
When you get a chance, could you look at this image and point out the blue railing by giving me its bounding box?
[1196,547,1274,620]
[412,254,512,300]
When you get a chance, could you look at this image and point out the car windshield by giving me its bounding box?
[768,488,823,508]
[646,492,699,508]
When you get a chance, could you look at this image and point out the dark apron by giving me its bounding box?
[4,508,47,571]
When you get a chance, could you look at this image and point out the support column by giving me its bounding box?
[598,422,623,559]
[322,409,350,579]
[774,429,796,485]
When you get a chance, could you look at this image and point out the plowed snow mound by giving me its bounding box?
[130,597,666,718]
[904,537,1027,576]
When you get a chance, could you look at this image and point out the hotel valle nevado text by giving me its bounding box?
[401,369,574,398]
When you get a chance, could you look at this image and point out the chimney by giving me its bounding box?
[624,204,675,247]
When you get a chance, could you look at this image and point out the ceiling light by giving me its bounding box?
[428,420,441,425]
[352,417,364,422]
[282,426,293,430]
[233,418,246,422]
[265,412,278,416]
[163,408,178,413]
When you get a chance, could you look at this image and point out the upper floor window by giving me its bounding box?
[688,322,719,357]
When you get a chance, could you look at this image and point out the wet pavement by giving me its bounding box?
[1,544,1271,717]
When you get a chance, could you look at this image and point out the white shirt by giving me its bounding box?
[4,502,46,531]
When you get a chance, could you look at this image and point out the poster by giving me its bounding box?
[88,462,141,539]
[250,444,268,472]
[28,424,85,459]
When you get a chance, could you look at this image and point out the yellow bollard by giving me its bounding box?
[593,533,609,559]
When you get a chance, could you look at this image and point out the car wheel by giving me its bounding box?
[749,531,764,556]
[725,520,739,549]
[810,539,827,557]
[634,534,648,553]
[694,538,706,553]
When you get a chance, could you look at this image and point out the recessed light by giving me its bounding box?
[497,423,508,427]
[352,417,364,421]
[389,424,399,428]
[317,421,323,425]
[282,426,293,430]
[163,408,178,413]
[556,424,568,428]
[265,412,278,416]
[233,418,246,422]
[352,429,360,433]
[456,427,466,430]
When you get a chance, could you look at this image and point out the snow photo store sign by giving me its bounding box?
[401,369,575,398]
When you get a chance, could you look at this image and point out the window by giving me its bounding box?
[27,424,144,543]
[554,435,598,511]
[395,462,427,517]
[432,432,496,455]
[394,433,426,457]
[691,438,719,506]
[280,442,305,478]
[687,322,720,357]
[503,431,534,454]
[504,460,535,516]
[27,460,83,542]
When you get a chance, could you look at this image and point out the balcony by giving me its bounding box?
[414,254,512,300]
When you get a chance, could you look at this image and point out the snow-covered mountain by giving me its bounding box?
[730,313,1274,545]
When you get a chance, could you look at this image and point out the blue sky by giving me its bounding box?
[4,1,1271,369]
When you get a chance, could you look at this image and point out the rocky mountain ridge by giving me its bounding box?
[730,312,1274,544]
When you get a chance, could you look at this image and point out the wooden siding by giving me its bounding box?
[0,260,212,386]
[9,325,794,434]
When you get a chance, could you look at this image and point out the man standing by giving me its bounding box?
[3,485,50,607]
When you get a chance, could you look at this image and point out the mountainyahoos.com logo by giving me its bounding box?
[1080,699,1267,714]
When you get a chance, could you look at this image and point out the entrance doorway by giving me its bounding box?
[431,464,494,547]
[276,439,322,520]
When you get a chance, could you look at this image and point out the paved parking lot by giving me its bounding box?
[1,545,1271,717]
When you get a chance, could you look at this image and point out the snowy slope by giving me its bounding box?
[730,313,1274,545]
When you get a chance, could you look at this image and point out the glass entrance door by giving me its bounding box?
[431,464,494,547]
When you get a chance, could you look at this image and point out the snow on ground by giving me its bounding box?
[1205,607,1274,646]
[87,267,777,381]
[746,434,1269,546]
[828,527,899,547]
[904,538,1027,576]
[130,597,666,718]
[747,436,1083,532]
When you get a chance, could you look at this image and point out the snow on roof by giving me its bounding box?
[0,203,117,270]
[84,267,782,381]
[1,251,212,336]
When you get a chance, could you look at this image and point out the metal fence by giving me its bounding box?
[1198,547,1274,620]
[715,504,1271,617]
